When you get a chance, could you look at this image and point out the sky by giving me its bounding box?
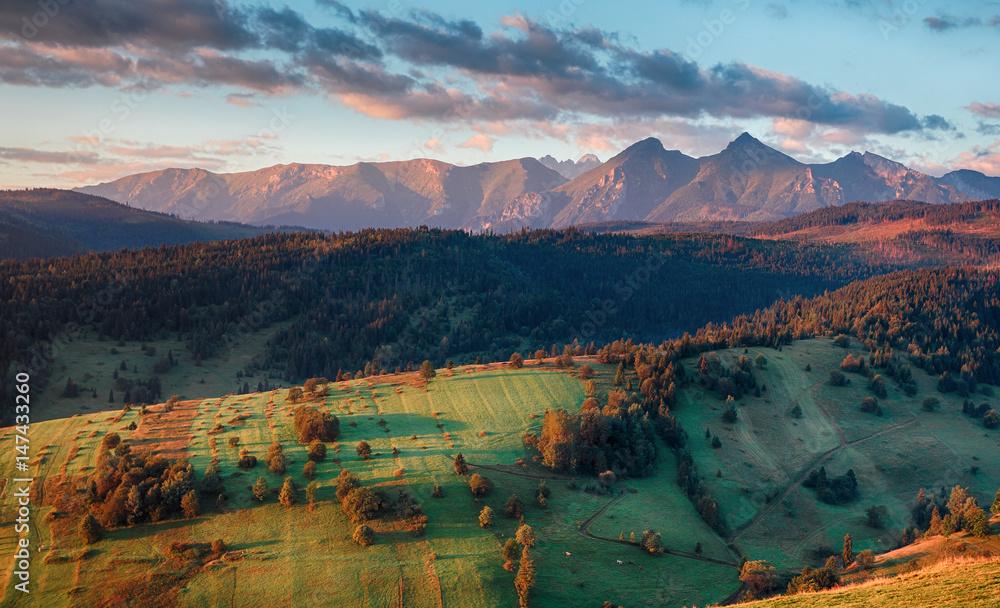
[1,0,999,188]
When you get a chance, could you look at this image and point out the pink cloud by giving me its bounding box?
[459,134,495,153]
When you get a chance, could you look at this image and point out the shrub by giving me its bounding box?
[306,481,319,507]
[833,334,850,348]
[356,441,372,461]
[420,360,436,379]
[922,397,941,412]
[869,375,888,398]
[211,539,226,554]
[510,353,524,369]
[237,450,257,470]
[856,549,875,570]
[790,405,803,418]
[353,524,374,547]
[431,483,444,498]
[228,436,240,448]
[469,474,493,496]
[740,560,779,596]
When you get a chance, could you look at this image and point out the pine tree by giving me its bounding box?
[842,534,853,567]
[991,488,1000,514]
[278,477,298,508]
[252,477,269,502]
[928,506,943,535]
[108,389,115,403]
[454,452,468,475]
[614,363,625,386]
[515,546,535,608]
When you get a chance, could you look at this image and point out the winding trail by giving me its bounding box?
[729,412,925,544]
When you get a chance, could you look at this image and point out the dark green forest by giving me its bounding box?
[1,227,880,424]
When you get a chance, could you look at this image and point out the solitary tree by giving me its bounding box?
[308,439,327,462]
[278,477,298,508]
[469,473,493,496]
[842,534,854,567]
[306,481,319,508]
[303,460,317,479]
[479,505,494,528]
[739,560,779,598]
[252,477,269,502]
[356,440,372,461]
[79,514,103,544]
[266,441,286,475]
[510,353,524,369]
[288,387,303,402]
[420,360,436,380]
[991,488,1000,514]
[505,494,525,519]
[454,452,468,475]
[353,524,374,547]
[516,522,536,547]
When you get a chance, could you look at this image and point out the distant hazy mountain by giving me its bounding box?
[0,189,268,259]
[76,134,996,231]
[537,153,603,179]
[78,158,566,232]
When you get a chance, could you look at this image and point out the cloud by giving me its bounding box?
[0,3,953,141]
[459,134,495,153]
[0,146,100,164]
[948,140,1000,176]
[423,138,443,152]
[967,102,1000,119]
[766,3,789,19]
[227,93,260,107]
[924,15,983,31]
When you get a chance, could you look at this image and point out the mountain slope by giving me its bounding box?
[78,158,567,232]
[547,138,701,227]
[538,153,602,179]
[74,135,998,230]
[0,189,268,258]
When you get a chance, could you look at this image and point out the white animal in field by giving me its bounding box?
[616,560,623,565]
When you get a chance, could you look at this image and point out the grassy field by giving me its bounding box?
[34,325,283,423]
[0,362,740,607]
[674,338,1000,570]
[742,556,1000,607]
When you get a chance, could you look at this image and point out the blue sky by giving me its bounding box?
[1,0,999,188]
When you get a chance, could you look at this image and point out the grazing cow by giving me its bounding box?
[565,552,571,557]
[616,560,623,565]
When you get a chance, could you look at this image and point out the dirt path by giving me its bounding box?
[730,413,924,544]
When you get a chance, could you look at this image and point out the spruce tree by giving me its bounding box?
[842,534,853,567]
[515,546,535,608]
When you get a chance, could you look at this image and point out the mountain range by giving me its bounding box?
[75,134,1000,232]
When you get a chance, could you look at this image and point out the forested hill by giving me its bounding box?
[0,227,880,423]
[0,189,273,259]
[750,199,1000,236]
